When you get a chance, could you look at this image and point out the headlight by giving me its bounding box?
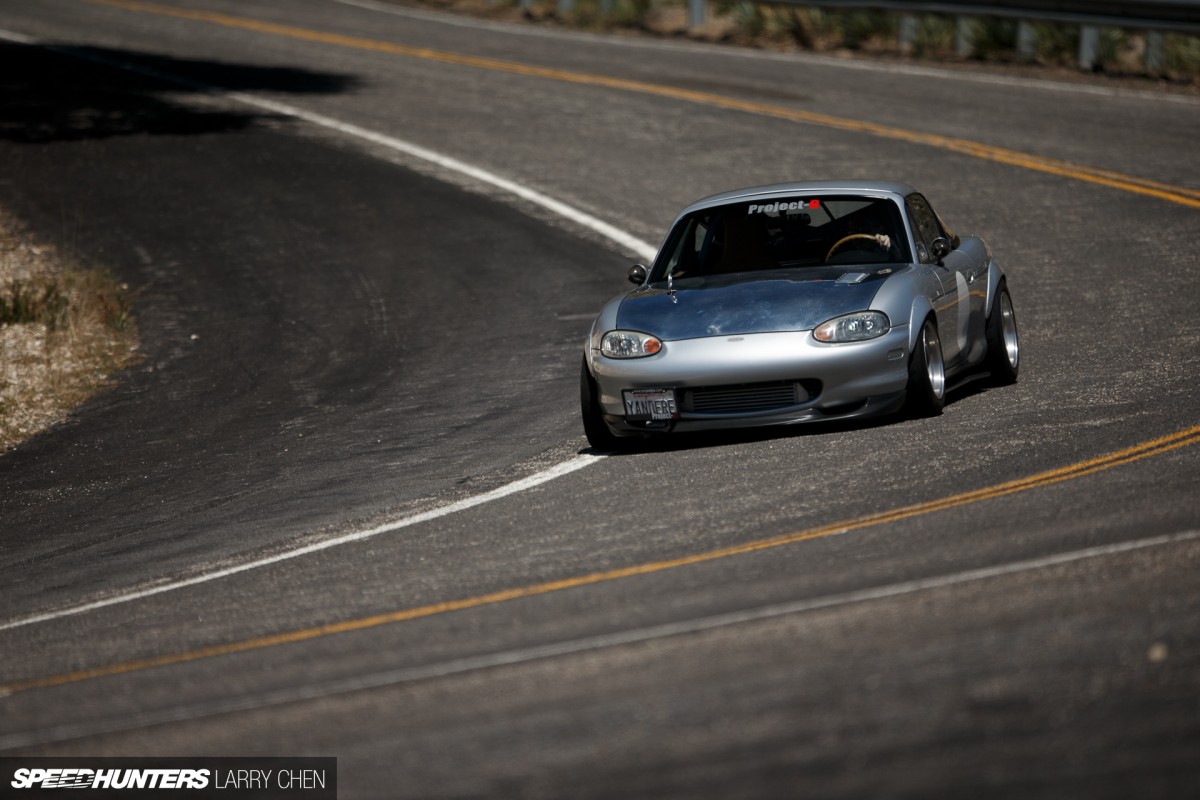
[601,330,663,358]
[813,311,890,343]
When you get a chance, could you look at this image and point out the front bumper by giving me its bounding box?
[589,327,910,434]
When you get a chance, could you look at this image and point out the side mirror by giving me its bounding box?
[628,264,648,285]
[931,237,952,263]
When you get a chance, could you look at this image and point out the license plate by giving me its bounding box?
[623,388,678,421]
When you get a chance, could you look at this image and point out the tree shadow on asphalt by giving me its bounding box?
[0,42,361,143]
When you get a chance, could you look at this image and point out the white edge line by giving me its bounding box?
[0,30,651,632]
[0,29,36,44]
[225,92,657,261]
[3,529,1196,749]
[0,455,603,633]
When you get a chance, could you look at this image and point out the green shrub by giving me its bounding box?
[913,14,955,57]
[609,0,652,27]
[1095,27,1130,69]
[0,279,69,330]
[971,17,1017,59]
[837,10,894,49]
[731,2,766,38]
[1031,21,1077,64]
[1166,33,1200,74]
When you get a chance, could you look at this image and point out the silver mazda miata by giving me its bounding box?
[580,181,1020,449]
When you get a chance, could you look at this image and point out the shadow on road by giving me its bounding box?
[0,42,361,143]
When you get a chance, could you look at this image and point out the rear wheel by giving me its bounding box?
[905,317,945,417]
[580,360,636,452]
[985,279,1020,385]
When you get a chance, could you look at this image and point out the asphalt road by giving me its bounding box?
[0,0,1197,797]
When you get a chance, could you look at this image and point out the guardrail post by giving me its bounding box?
[899,14,918,54]
[1078,24,1099,69]
[688,0,707,29]
[1145,30,1166,71]
[1016,20,1035,60]
[955,17,973,57]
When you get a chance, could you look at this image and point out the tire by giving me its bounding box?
[984,279,1020,386]
[905,317,946,417]
[580,359,637,452]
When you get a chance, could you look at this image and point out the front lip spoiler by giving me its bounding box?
[603,391,905,436]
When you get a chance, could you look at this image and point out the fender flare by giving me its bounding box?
[985,260,1007,317]
[908,296,936,354]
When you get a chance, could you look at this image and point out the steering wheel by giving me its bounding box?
[826,233,890,262]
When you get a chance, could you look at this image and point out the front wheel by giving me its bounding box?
[580,359,637,452]
[905,317,946,418]
[984,279,1020,385]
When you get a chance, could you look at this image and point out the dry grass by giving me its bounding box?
[0,210,139,453]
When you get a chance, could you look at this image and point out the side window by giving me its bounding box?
[934,209,958,248]
[905,194,944,263]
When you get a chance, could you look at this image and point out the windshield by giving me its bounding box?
[651,195,911,282]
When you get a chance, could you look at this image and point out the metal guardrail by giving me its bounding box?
[771,1,1200,34]
[548,0,1200,69]
[673,0,1200,69]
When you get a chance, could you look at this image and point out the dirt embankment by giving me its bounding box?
[0,210,139,452]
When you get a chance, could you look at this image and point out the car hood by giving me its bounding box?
[615,268,893,341]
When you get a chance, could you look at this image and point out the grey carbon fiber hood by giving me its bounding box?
[615,268,891,341]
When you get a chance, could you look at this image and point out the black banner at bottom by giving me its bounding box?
[1,758,336,799]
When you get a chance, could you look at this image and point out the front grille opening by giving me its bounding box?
[682,380,820,415]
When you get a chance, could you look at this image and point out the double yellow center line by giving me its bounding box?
[81,0,1200,210]
[4,423,1198,696]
